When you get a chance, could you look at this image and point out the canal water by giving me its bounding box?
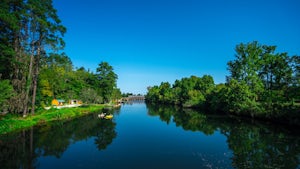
[0,103,299,169]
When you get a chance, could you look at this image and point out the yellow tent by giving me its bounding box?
[51,99,65,106]
[51,99,59,106]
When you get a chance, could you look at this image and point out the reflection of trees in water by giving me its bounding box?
[95,119,117,150]
[227,125,300,169]
[0,129,38,169]
[146,103,300,169]
[147,104,214,134]
[0,111,117,169]
[148,105,173,124]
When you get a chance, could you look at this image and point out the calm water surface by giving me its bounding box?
[0,103,299,169]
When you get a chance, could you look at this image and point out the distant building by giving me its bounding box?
[51,99,65,106]
[69,99,82,105]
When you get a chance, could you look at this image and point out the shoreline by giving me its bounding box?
[146,102,300,127]
[44,104,83,110]
[0,104,109,135]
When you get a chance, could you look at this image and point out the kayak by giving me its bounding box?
[104,114,113,119]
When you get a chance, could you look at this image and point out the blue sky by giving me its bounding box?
[53,0,300,94]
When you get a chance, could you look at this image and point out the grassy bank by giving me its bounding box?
[0,104,107,135]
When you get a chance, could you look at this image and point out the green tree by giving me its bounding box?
[287,55,300,101]
[173,75,214,107]
[38,53,72,105]
[146,75,215,108]
[145,85,160,103]
[0,0,28,114]
[111,88,122,103]
[80,88,103,104]
[96,62,118,103]
[222,79,261,116]
[173,76,200,105]
[227,41,264,98]
[0,0,65,115]
[0,0,22,80]
[158,82,173,103]
[195,75,215,94]
[228,41,295,104]
[206,83,226,112]
[0,80,14,112]
[24,0,66,115]
[259,48,292,103]
[184,89,205,107]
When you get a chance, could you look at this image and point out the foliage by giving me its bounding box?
[146,75,215,108]
[111,88,122,102]
[96,62,118,103]
[219,79,262,116]
[80,88,103,104]
[227,41,295,102]
[146,41,300,123]
[0,80,14,112]
[38,58,121,105]
[0,105,105,135]
[225,41,299,118]
[0,1,122,116]
[0,0,66,115]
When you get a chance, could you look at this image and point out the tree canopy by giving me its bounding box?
[146,41,300,125]
[96,62,119,103]
[0,0,122,115]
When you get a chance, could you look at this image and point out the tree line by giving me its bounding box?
[0,0,121,116]
[146,41,300,124]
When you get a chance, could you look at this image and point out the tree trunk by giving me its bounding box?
[23,49,34,117]
[12,27,27,114]
[31,45,41,115]
[31,70,37,115]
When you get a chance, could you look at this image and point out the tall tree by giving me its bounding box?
[227,41,264,97]
[228,41,296,103]
[0,0,22,79]
[1,0,29,114]
[25,0,66,115]
[96,62,118,103]
[0,0,65,115]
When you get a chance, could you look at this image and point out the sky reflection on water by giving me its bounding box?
[0,103,299,169]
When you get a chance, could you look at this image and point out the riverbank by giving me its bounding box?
[146,101,300,127]
[0,104,108,135]
[44,104,83,110]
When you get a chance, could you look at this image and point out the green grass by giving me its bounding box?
[0,104,106,135]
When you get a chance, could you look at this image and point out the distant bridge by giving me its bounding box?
[121,95,145,102]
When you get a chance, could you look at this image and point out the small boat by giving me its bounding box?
[104,114,113,119]
[98,113,106,118]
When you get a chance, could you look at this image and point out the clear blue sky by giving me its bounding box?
[53,0,300,94]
